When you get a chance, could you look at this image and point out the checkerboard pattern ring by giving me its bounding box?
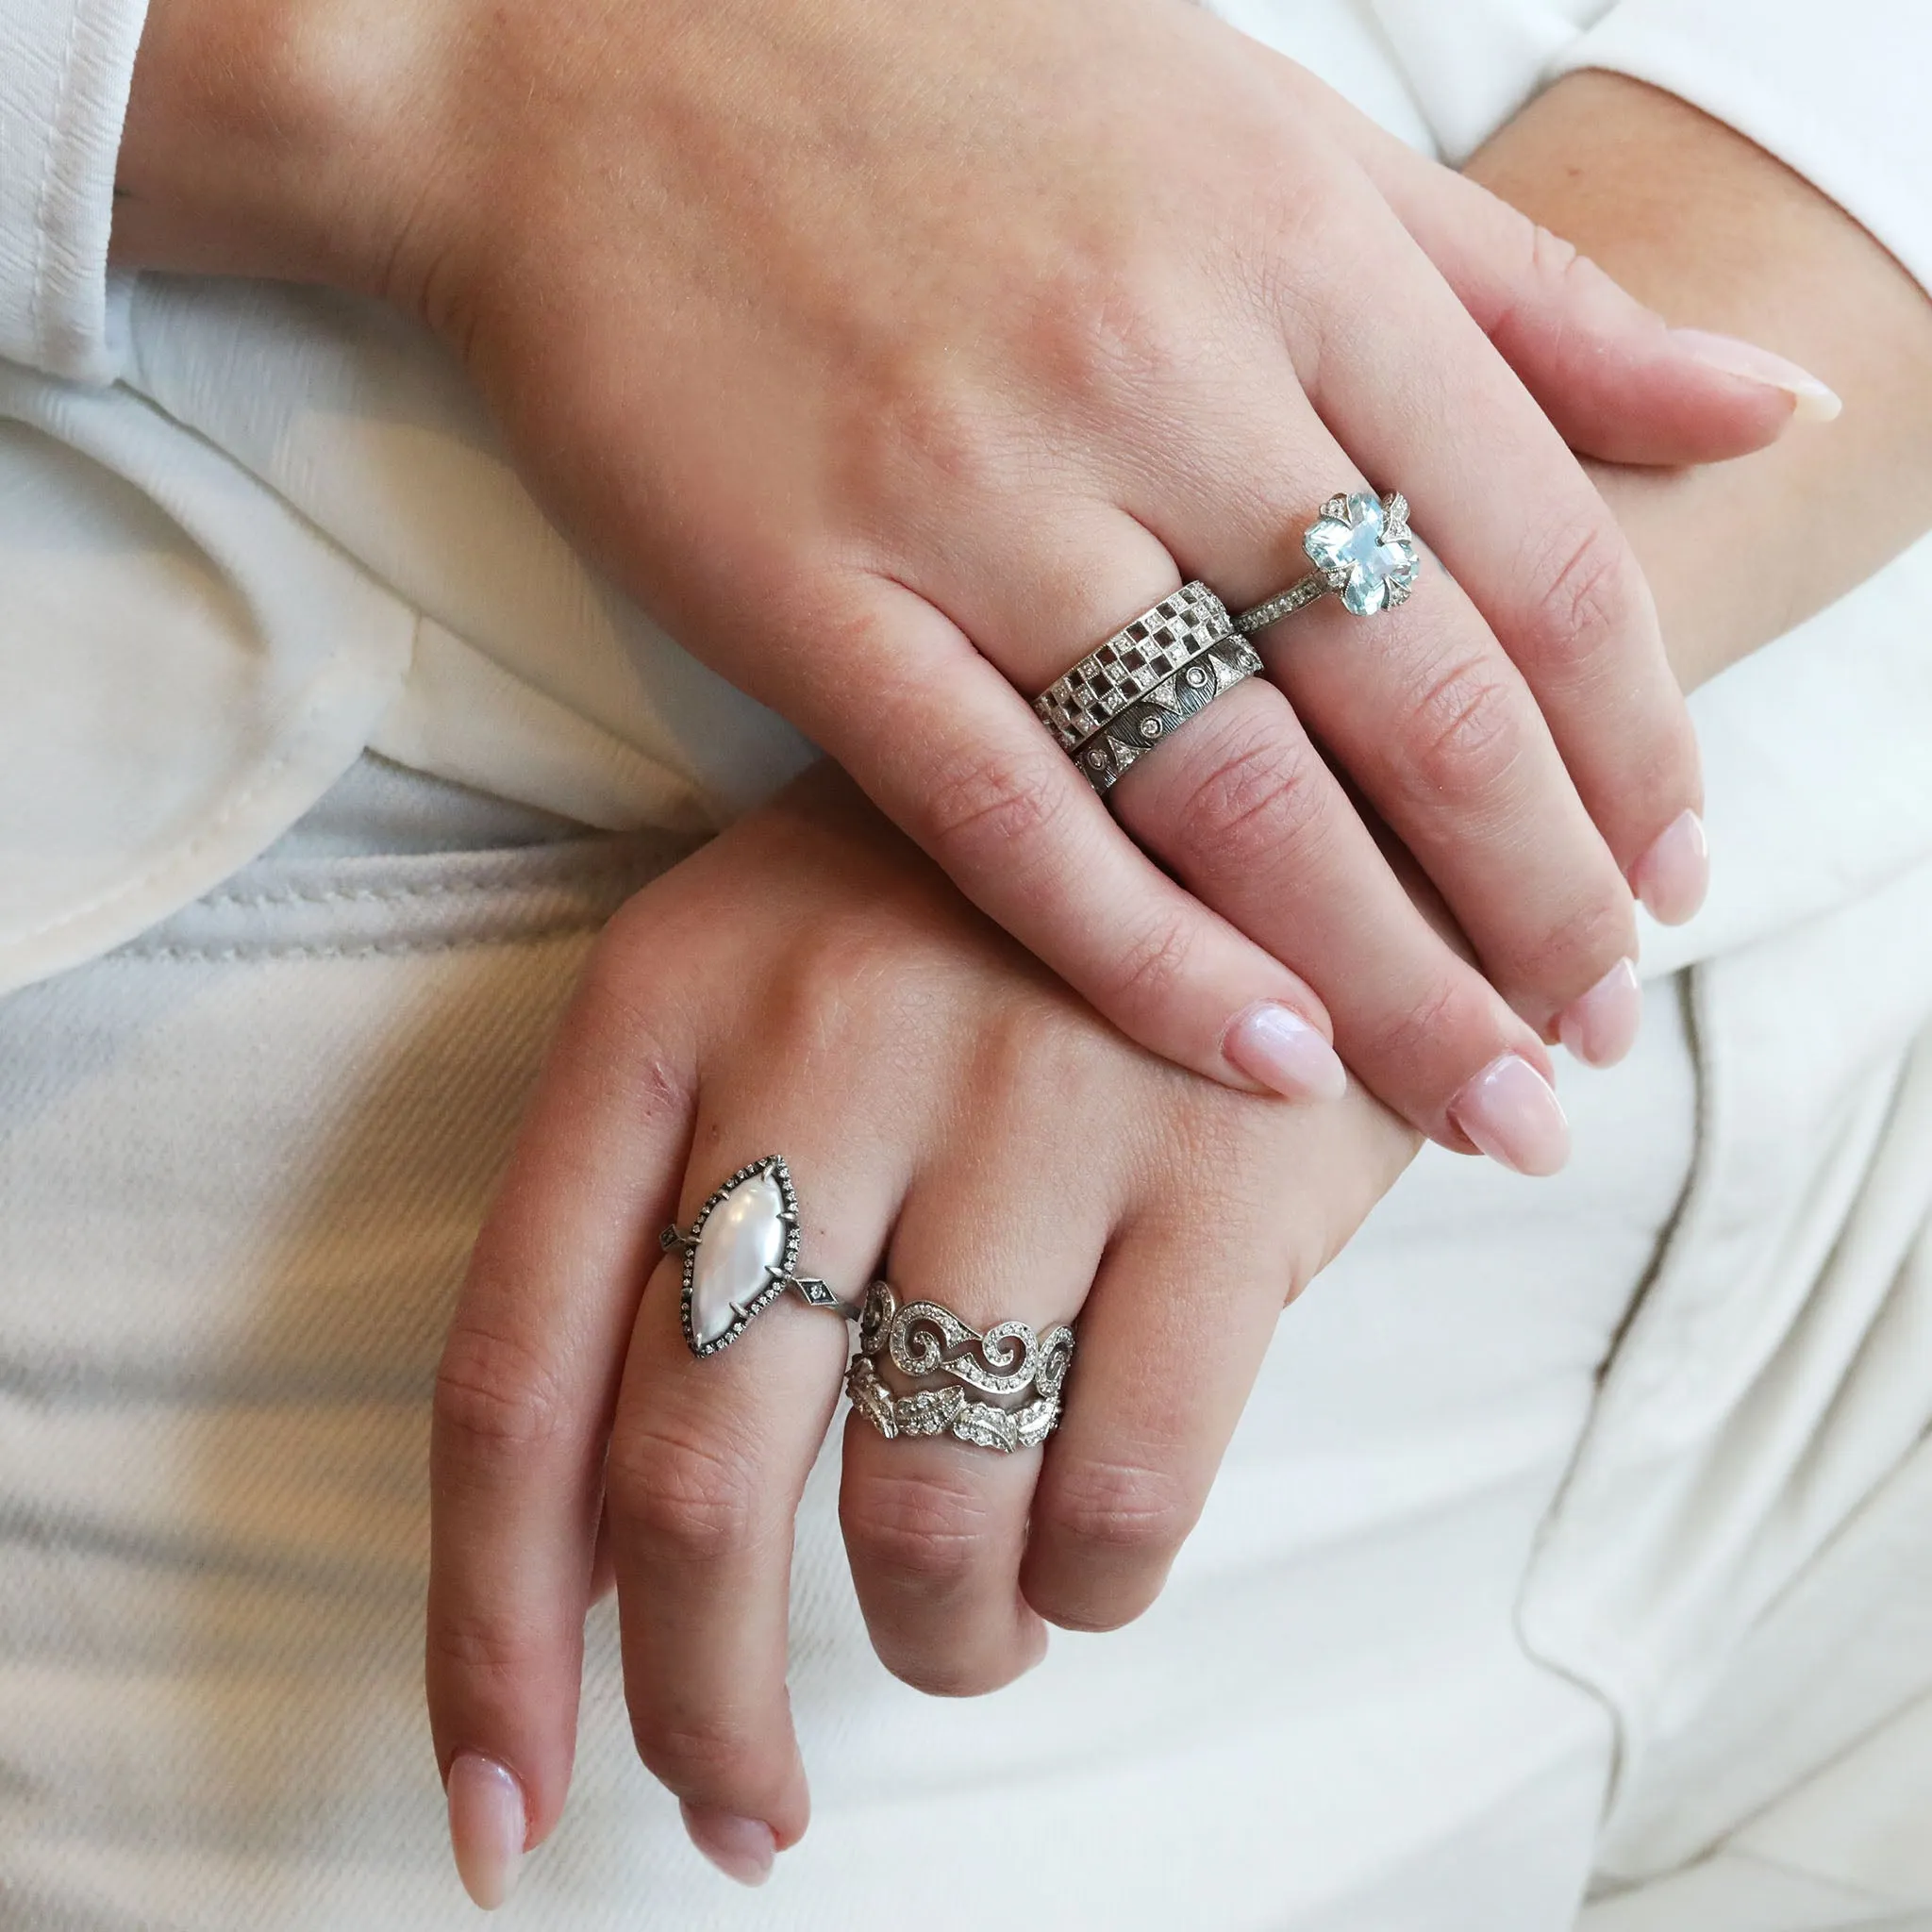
[1032,582,1235,752]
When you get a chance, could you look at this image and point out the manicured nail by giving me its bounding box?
[1670,328,1841,422]
[681,1802,776,1887]
[1447,1054,1570,1176]
[1557,958,1641,1069]
[1631,808,1709,925]
[447,1754,525,1910]
[1223,1002,1349,1102]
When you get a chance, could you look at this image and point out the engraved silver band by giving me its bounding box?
[1032,581,1237,753]
[1235,490,1419,636]
[844,1280,1074,1453]
[1068,632,1263,794]
[661,1155,862,1357]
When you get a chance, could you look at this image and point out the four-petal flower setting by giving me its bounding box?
[1303,490,1420,617]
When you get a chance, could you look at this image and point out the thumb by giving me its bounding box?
[1277,67,1838,463]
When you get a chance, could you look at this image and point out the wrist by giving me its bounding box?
[111,0,454,297]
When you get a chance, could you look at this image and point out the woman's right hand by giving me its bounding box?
[118,0,1832,1164]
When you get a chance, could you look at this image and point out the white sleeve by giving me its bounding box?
[1548,0,1932,299]
[0,0,148,381]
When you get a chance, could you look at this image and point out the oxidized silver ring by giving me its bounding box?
[661,1156,861,1357]
[843,1280,1074,1453]
[1031,582,1264,796]
[1234,490,1419,634]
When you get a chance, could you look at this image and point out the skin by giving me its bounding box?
[421,71,1932,1899]
[109,0,1822,1166]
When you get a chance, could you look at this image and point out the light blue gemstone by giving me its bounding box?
[1307,493,1417,617]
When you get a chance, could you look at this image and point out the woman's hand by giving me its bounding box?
[114,0,1833,1170]
[424,764,1419,1903]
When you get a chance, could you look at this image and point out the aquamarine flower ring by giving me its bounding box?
[1233,490,1420,635]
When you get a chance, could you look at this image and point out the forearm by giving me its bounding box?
[1467,72,1932,691]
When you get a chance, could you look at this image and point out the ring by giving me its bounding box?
[1234,490,1419,633]
[660,1156,861,1357]
[1031,582,1264,795]
[843,1280,1075,1453]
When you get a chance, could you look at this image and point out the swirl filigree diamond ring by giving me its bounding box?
[843,1280,1075,1453]
[1234,489,1420,634]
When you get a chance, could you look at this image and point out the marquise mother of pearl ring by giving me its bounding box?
[843,1280,1075,1454]
[1233,489,1420,635]
[661,1156,862,1357]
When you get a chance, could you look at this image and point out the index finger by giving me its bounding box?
[425,940,696,1904]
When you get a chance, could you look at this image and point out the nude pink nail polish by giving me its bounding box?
[447,1753,525,1910]
[682,1801,776,1887]
[1223,1002,1349,1103]
[1670,328,1842,422]
[1557,958,1641,1069]
[1631,809,1709,926]
[1447,1054,1570,1176]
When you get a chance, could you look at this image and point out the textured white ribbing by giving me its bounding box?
[0,0,147,379]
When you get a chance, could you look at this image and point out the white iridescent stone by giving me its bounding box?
[689,1170,789,1347]
[1305,491,1419,616]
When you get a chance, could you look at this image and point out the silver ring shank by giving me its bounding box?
[1233,572,1329,634]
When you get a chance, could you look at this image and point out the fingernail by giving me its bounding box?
[681,1801,776,1887]
[1670,328,1841,422]
[1223,1002,1348,1102]
[1557,958,1641,1069]
[1631,808,1709,925]
[1447,1054,1571,1176]
[447,1753,525,1910]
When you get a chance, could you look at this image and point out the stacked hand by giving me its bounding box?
[123,0,1827,1172]
[111,0,1929,1907]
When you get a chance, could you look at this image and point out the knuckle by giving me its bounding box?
[606,1419,762,1566]
[842,1463,995,1595]
[1168,713,1329,874]
[1096,903,1199,1025]
[434,1320,570,1466]
[1355,975,1490,1089]
[1520,890,1636,999]
[1400,650,1527,805]
[1038,1453,1196,1571]
[425,1607,551,1697]
[633,1712,767,1800]
[917,745,1074,880]
[1522,514,1646,681]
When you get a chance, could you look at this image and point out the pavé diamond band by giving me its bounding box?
[661,1156,862,1357]
[844,1280,1075,1454]
[1031,582,1264,796]
[1235,489,1420,635]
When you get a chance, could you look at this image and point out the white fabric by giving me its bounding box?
[3,0,1932,1922]
[0,0,142,380]
[4,760,1930,1927]
[4,0,1932,992]
[0,795,1652,1928]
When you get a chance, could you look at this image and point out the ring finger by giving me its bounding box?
[839,1117,1112,1697]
